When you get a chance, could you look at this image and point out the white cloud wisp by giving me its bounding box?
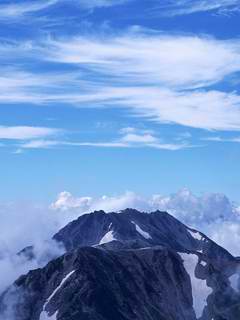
[153,0,240,17]
[2,33,240,131]
[0,126,61,140]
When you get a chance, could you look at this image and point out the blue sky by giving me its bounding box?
[1,0,240,202]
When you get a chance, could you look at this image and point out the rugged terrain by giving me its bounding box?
[1,209,240,320]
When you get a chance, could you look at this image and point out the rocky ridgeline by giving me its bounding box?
[1,209,240,320]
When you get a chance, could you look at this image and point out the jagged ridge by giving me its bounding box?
[1,209,240,320]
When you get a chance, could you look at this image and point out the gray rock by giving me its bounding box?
[1,209,240,320]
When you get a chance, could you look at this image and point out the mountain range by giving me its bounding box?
[1,209,240,320]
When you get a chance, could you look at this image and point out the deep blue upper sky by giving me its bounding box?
[1,0,240,202]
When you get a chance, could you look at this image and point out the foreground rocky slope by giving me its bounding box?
[1,209,240,320]
[4,247,196,320]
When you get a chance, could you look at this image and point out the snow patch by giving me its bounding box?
[40,311,58,320]
[229,273,239,292]
[179,253,212,318]
[131,221,152,239]
[39,270,75,320]
[188,229,202,241]
[99,231,116,244]
[200,260,207,267]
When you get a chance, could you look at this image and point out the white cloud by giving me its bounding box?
[67,141,129,148]
[45,34,240,90]
[0,126,60,140]
[0,0,131,20]
[51,188,240,256]
[0,202,63,255]
[18,128,190,151]
[52,188,238,224]
[205,221,240,257]
[50,190,150,213]
[72,87,240,131]
[19,139,188,151]
[121,133,158,143]
[75,0,132,9]
[151,188,238,224]
[2,83,240,132]
[19,139,62,149]
[1,33,240,131]
[154,0,240,17]
[0,188,240,294]
[42,33,240,131]
[0,68,84,104]
[0,0,58,20]
[0,201,65,294]
[2,0,237,21]
[119,127,138,134]
[51,191,92,211]
[0,239,64,295]
[202,136,225,142]
[202,136,240,143]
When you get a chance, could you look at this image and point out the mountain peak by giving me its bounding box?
[1,209,240,320]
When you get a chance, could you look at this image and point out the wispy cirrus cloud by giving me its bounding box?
[1,32,240,132]
[153,0,240,17]
[18,127,189,151]
[0,0,237,20]
[0,68,86,104]
[75,0,132,9]
[44,34,240,90]
[202,136,240,143]
[0,0,58,20]
[0,0,131,20]
[0,126,61,140]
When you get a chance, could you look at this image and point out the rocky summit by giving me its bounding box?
[1,209,240,320]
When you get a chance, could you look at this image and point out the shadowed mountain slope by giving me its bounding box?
[1,209,240,320]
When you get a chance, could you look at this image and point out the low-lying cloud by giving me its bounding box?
[52,188,240,256]
[0,188,240,296]
[0,202,65,295]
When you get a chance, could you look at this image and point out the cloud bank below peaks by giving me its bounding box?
[0,188,240,293]
[0,202,65,294]
[51,188,240,256]
[51,188,240,224]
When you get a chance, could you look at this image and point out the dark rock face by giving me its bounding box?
[1,209,240,320]
[3,247,196,320]
[53,209,235,269]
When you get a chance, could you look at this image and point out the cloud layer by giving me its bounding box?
[51,188,240,256]
[154,0,240,17]
[2,32,240,132]
[0,188,240,295]
[0,0,132,21]
[0,0,238,20]
[0,0,57,20]
[18,127,189,151]
[0,202,65,294]
[0,126,60,140]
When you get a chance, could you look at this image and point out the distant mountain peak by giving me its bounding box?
[1,209,240,320]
